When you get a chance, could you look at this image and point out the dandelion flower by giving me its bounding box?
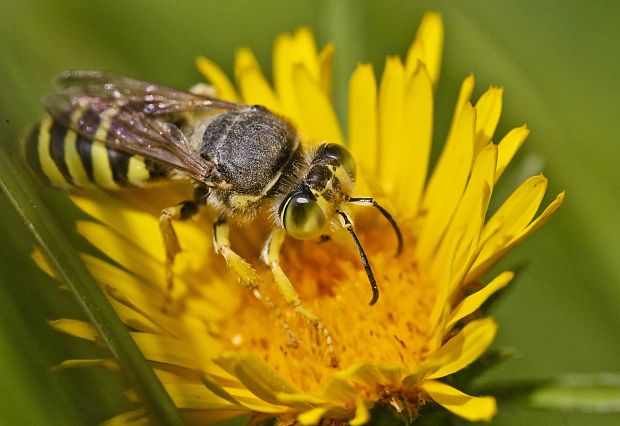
[39,11,564,425]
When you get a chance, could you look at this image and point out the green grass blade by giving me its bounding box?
[480,373,620,414]
[527,374,620,413]
[0,147,185,426]
[319,0,366,128]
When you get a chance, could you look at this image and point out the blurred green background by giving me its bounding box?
[0,1,618,424]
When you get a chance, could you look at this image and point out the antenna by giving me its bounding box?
[346,196,403,256]
[337,210,379,306]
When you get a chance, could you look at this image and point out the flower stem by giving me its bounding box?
[0,146,185,425]
[319,0,366,133]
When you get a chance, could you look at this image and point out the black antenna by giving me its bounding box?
[337,210,379,306]
[346,197,403,256]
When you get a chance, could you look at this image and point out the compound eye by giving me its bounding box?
[281,192,327,240]
[321,143,356,181]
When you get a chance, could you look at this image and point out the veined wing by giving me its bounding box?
[43,71,243,187]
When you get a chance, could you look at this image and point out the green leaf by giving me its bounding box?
[528,374,620,413]
[319,0,366,128]
[482,373,620,413]
[0,146,185,425]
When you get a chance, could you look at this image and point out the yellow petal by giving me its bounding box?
[293,64,343,143]
[469,174,549,280]
[102,408,149,426]
[71,192,164,261]
[168,383,292,413]
[377,56,405,193]
[31,248,59,280]
[234,47,259,82]
[273,28,320,124]
[90,249,226,326]
[77,221,167,290]
[215,352,303,406]
[291,27,320,78]
[446,271,514,330]
[76,209,212,297]
[350,397,370,426]
[449,74,475,132]
[81,253,165,303]
[482,174,547,243]
[348,63,378,177]
[273,33,300,123]
[216,386,290,413]
[496,124,530,181]
[235,48,282,113]
[49,319,98,341]
[277,392,327,408]
[319,43,335,96]
[108,296,168,338]
[468,190,565,281]
[417,103,475,261]
[437,144,497,291]
[506,190,565,244]
[335,362,408,390]
[163,383,242,410]
[103,278,209,339]
[425,317,498,379]
[422,380,497,422]
[406,12,444,85]
[101,184,194,217]
[474,87,503,156]
[427,234,460,346]
[298,407,330,426]
[153,363,214,384]
[320,375,359,403]
[200,371,244,405]
[202,382,288,413]
[195,56,239,102]
[131,332,226,375]
[395,62,433,217]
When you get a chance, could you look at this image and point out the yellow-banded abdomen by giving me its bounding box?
[24,114,168,189]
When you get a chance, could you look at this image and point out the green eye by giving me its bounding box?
[281,191,327,239]
[321,143,356,181]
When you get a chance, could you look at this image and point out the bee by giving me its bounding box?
[25,70,402,352]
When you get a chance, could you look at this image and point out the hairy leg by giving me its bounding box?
[261,228,336,366]
[213,217,297,347]
[159,200,200,305]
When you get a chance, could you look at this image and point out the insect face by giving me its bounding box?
[279,143,356,240]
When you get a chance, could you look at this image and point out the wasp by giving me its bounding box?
[25,70,402,353]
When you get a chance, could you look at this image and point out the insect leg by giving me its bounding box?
[213,217,298,348]
[212,217,259,286]
[261,228,336,367]
[159,200,200,304]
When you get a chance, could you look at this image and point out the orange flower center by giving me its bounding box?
[220,214,436,394]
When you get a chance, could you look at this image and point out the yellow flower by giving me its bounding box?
[39,12,564,425]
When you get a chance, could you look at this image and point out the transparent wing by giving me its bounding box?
[42,71,243,187]
[54,70,240,114]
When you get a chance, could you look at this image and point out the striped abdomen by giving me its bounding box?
[24,115,168,189]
